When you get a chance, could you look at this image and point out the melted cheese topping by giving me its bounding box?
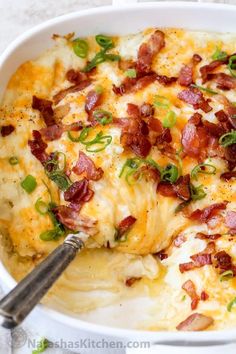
[0,28,236,331]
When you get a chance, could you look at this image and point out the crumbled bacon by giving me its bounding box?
[189,202,227,223]
[134,165,161,183]
[173,234,186,247]
[112,73,157,95]
[178,54,202,87]
[147,117,163,134]
[32,96,55,127]
[121,132,151,158]
[200,59,226,83]
[176,313,214,331]
[216,95,236,129]
[215,110,228,122]
[117,215,136,237]
[155,251,168,260]
[64,179,94,206]
[181,123,208,158]
[220,171,236,181]
[66,69,88,84]
[214,251,233,272]
[179,242,215,273]
[53,80,91,104]
[85,89,102,115]
[207,73,236,90]
[1,124,15,137]
[125,277,141,287]
[157,174,191,201]
[127,103,140,118]
[225,211,236,234]
[40,125,64,141]
[201,291,209,301]
[155,74,177,86]
[140,103,154,117]
[182,280,199,310]
[53,205,97,234]
[178,87,212,113]
[72,151,104,181]
[195,232,221,240]
[28,130,49,165]
[189,112,203,126]
[137,30,165,74]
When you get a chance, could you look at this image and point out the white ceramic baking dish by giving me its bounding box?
[0,1,236,352]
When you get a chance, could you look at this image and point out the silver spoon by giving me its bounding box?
[0,233,87,329]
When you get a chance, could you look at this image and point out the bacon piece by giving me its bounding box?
[155,251,168,260]
[147,117,163,134]
[215,110,228,122]
[72,151,104,181]
[225,211,236,234]
[118,59,135,71]
[112,73,157,95]
[85,89,102,115]
[200,59,226,83]
[53,205,97,234]
[178,87,212,113]
[189,202,227,223]
[157,175,190,201]
[40,125,63,141]
[155,128,172,145]
[28,130,49,165]
[53,80,91,104]
[155,75,177,86]
[216,95,236,129]
[117,215,136,237]
[137,30,165,74]
[179,242,215,273]
[214,251,233,272]
[174,175,191,201]
[134,165,161,183]
[189,112,202,125]
[66,69,88,84]
[32,96,55,127]
[127,103,140,118]
[173,234,186,247]
[125,277,141,287]
[182,280,200,310]
[64,179,94,205]
[176,313,213,331]
[220,171,236,181]
[201,291,209,301]
[178,54,202,87]
[1,124,15,137]
[140,103,154,117]
[195,232,221,240]
[121,132,151,158]
[207,73,236,90]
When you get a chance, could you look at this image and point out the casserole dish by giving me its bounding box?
[0,1,236,351]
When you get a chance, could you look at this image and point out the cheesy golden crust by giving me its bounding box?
[0,28,236,331]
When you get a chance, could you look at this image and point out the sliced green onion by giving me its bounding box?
[95,85,103,94]
[93,109,113,125]
[72,38,88,58]
[161,164,179,183]
[175,200,190,213]
[95,34,113,49]
[191,163,216,181]
[125,68,137,78]
[191,84,218,95]
[35,198,48,215]
[220,270,234,282]
[32,337,49,354]
[39,228,61,241]
[163,110,177,128]
[190,183,206,201]
[219,130,236,147]
[78,128,112,152]
[181,295,186,301]
[21,175,37,194]
[8,156,19,165]
[68,130,81,142]
[211,47,227,61]
[227,296,236,312]
[154,95,170,109]
[119,158,142,178]
[83,49,120,72]
[228,55,236,77]
[47,172,71,191]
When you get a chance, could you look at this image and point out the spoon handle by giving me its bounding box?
[0,235,84,329]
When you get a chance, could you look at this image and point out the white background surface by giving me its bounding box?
[0,0,236,353]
